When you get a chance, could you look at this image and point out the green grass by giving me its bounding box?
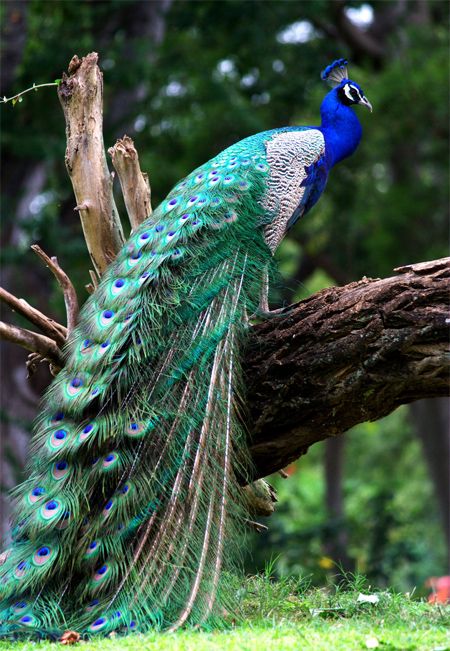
[1,573,449,651]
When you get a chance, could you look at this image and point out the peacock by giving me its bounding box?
[0,59,371,639]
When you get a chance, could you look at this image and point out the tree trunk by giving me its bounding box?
[245,258,449,479]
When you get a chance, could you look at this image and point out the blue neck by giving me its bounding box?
[319,89,362,168]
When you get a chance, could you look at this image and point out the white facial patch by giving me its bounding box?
[343,83,362,102]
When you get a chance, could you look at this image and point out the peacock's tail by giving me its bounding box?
[0,146,273,637]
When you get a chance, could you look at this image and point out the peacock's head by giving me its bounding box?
[321,59,372,112]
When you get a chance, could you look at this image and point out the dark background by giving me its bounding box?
[1,0,448,594]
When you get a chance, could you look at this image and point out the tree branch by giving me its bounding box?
[108,135,152,230]
[0,321,63,370]
[0,286,67,346]
[31,245,79,335]
[57,52,125,275]
[245,258,450,479]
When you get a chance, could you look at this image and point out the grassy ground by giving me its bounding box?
[1,574,448,651]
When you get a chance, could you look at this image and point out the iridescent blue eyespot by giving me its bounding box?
[13,601,27,610]
[32,487,45,497]
[53,411,64,422]
[85,598,100,613]
[71,378,83,388]
[105,500,113,510]
[139,272,153,286]
[89,616,107,631]
[100,340,110,349]
[121,484,129,494]
[80,423,95,442]
[130,250,142,261]
[155,224,164,232]
[32,545,52,567]
[55,429,67,440]
[20,615,32,624]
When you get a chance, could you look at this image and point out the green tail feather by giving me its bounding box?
[0,146,274,638]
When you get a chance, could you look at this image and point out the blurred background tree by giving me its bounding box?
[1,0,448,593]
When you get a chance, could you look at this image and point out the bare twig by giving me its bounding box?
[0,321,63,370]
[57,52,125,275]
[31,245,79,335]
[108,135,152,230]
[0,286,67,346]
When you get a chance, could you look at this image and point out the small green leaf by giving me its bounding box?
[54,79,61,85]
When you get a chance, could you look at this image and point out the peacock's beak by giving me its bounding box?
[358,95,373,112]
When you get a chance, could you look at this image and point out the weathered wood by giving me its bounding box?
[245,257,450,479]
[109,135,152,230]
[57,53,125,275]
[31,245,79,335]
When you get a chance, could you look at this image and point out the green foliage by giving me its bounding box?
[247,407,447,593]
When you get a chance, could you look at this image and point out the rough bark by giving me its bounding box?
[245,258,450,479]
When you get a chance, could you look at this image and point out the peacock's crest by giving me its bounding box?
[321,58,349,87]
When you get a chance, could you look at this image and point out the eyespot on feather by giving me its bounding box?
[18,614,36,626]
[27,486,46,504]
[85,598,100,612]
[40,499,62,520]
[32,545,54,566]
[48,428,68,451]
[102,499,115,518]
[51,459,70,480]
[79,423,95,442]
[66,377,84,397]
[89,616,108,631]
[14,561,28,580]
[102,452,119,470]
[12,600,29,614]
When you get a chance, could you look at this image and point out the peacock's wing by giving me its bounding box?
[262,128,327,250]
